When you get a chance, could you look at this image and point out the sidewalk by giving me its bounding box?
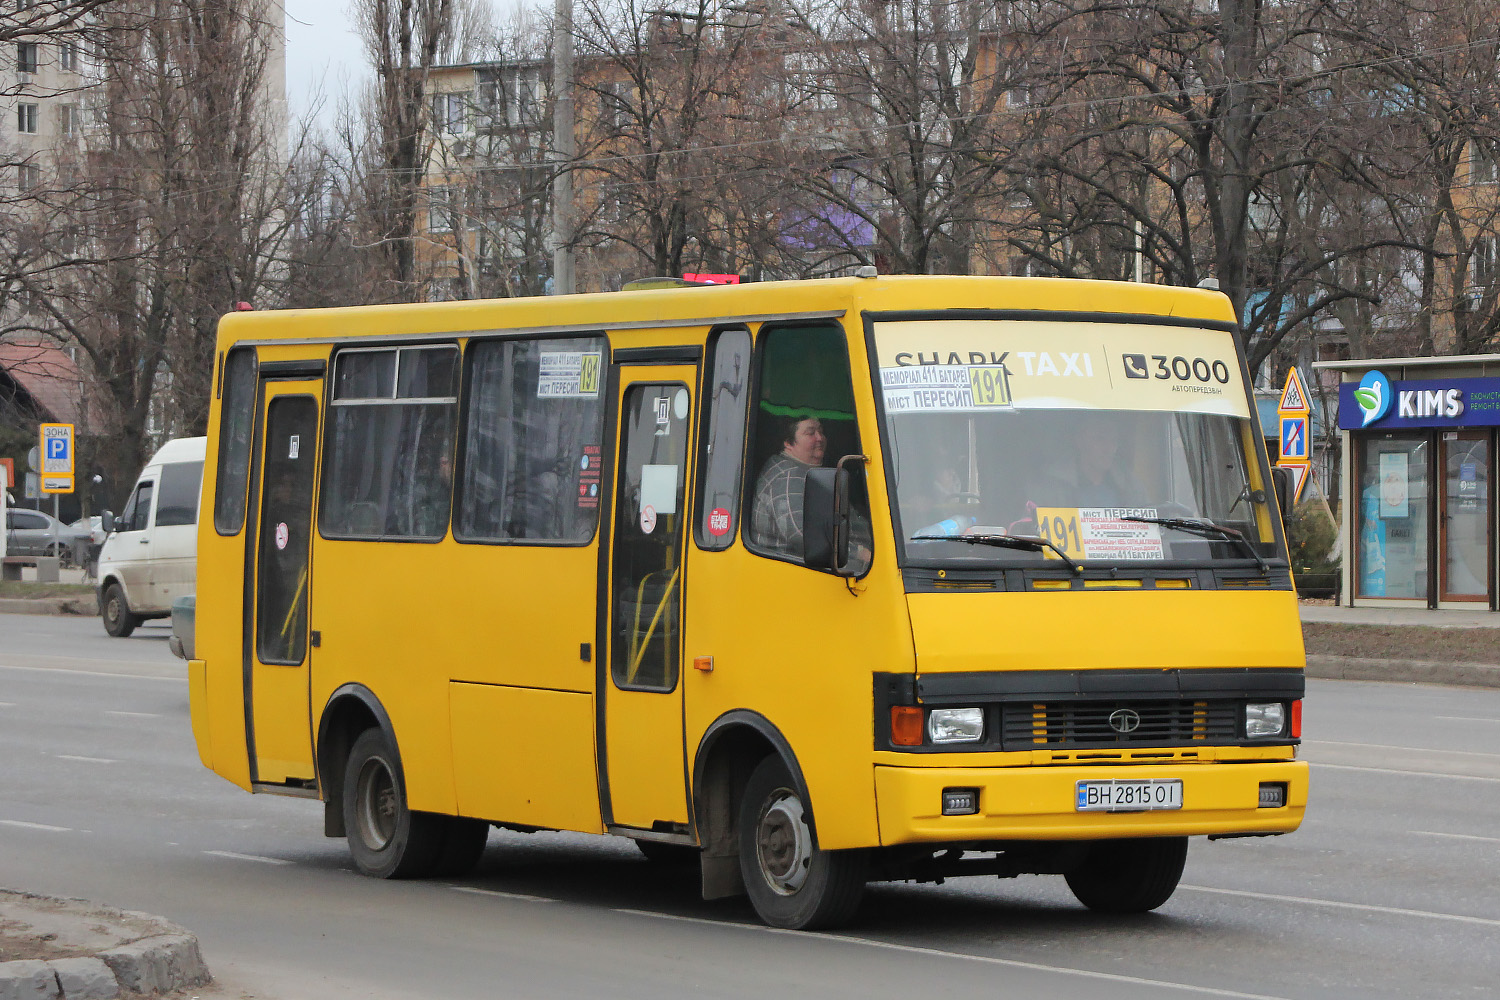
[0,889,209,998]
[1300,600,1500,688]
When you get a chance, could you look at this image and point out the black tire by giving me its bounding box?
[634,839,700,866]
[1064,837,1188,913]
[737,755,866,930]
[101,582,139,638]
[432,817,490,878]
[342,728,445,879]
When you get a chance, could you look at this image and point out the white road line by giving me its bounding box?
[1180,885,1500,928]
[451,886,553,903]
[1310,762,1500,783]
[0,702,15,707]
[104,710,161,718]
[1304,739,1500,760]
[1412,830,1500,844]
[611,908,1291,999]
[0,663,181,683]
[55,754,117,764]
[1435,716,1500,723]
[0,819,72,832]
[204,850,292,865]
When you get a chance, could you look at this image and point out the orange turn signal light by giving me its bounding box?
[891,706,923,746]
[1291,699,1302,739]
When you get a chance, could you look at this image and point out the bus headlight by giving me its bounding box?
[928,707,984,744]
[1245,702,1286,738]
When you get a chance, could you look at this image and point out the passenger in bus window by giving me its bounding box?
[751,414,826,558]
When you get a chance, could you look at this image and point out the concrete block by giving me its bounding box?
[48,959,117,1000]
[97,935,208,995]
[0,960,60,1000]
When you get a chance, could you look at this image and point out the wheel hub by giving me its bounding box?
[755,791,811,895]
[355,757,398,850]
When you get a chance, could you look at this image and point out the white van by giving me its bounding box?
[98,437,206,637]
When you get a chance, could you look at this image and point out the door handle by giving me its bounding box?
[139,538,150,544]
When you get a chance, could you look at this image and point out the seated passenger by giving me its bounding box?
[1032,419,1140,508]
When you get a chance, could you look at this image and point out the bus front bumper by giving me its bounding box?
[874,759,1308,844]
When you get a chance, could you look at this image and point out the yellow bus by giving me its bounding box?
[186,274,1307,929]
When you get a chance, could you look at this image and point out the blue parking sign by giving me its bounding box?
[39,423,74,476]
[1280,416,1308,461]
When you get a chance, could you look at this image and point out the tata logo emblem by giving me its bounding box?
[1108,708,1142,734]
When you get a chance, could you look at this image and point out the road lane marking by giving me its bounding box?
[204,850,292,865]
[55,754,117,764]
[452,886,553,903]
[0,820,71,832]
[0,701,15,706]
[104,710,162,718]
[1435,716,1500,723]
[610,908,1291,999]
[1412,830,1500,844]
[1310,762,1500,783]
[1304,739,1500,759]
[1180,885,1500,927]
[0,663,181,683]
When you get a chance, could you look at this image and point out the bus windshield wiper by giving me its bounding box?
[918,531,1083,575]
[1121,516,1268,573]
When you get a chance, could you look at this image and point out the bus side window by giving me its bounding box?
[320,346,458,540]
[694,327,751,550]
[455,336,606,544]
[213,347,256,535]
[743,323,866,566]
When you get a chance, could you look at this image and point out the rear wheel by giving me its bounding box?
[737,756,866,930]
[1064,837,1188,913]
[101,582,139,638]
[342,728,445,878]
[432,817,490,878]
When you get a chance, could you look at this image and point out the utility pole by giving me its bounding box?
[551,0,576,295]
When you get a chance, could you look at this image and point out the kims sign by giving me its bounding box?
[1340,370,1500,430]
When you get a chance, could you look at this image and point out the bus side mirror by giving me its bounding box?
[1269,468,1292,521]
[101,510,115,534]
[803,467,849,573]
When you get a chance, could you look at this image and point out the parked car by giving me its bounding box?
[69,515,107,579]
[4,507,91,563]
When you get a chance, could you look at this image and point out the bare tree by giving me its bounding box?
[355,0,457,298]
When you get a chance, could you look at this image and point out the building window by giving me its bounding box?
[17,163,39,191]
[432,91,467,135]
[1472,142,1498,185]
[1474,236,1496,288]
[59,41,77,72]
[57,103,77,136]
[428,185,455,232]
[17,41,38,74]
[17,102,37,134]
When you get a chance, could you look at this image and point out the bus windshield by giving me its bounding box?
[873,318,1280,568]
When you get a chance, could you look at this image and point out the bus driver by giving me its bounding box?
[751,414,826,558]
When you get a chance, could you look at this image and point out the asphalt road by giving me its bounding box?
[1,612,1498,999]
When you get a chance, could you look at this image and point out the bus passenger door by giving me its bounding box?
[602,366,696,831]
[246,378,322,785]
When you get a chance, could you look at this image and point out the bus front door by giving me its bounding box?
[602,366,696,832]
[246,378,322,786]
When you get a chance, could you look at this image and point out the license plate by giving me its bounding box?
[1075,779,1183,812]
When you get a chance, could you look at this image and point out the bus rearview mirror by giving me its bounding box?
[1269,468,1292,521]
[803,467,850,574]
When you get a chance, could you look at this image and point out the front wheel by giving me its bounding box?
[1064,837,1188,913]
[737,756,866,930]
[342,728,445,879]
[101,582,139,638]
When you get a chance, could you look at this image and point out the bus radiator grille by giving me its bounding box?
[1001,699,1239,749]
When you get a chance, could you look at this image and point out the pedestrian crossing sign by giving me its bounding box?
[1278,367,1309,414]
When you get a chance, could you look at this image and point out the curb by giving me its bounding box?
[0,891,210,999]
[0,597,97,616]
[1306,654,1500,689]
